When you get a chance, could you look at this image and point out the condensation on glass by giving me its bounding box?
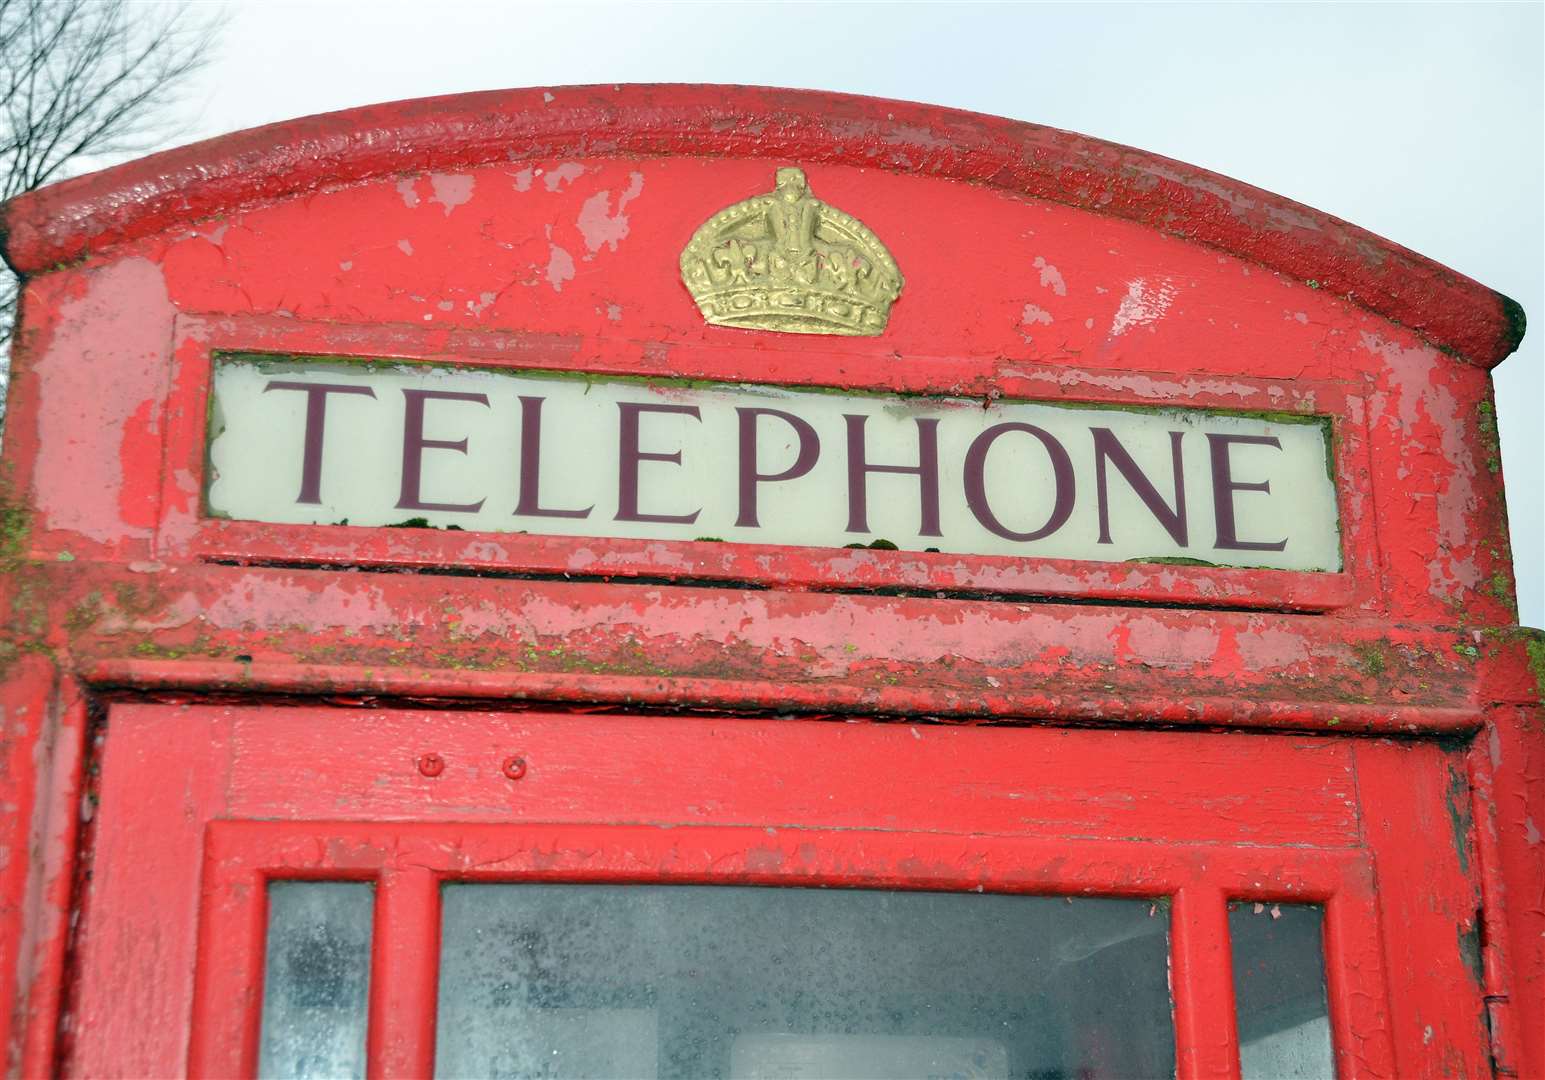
[1231,901,1336,1079]
[258,881,374,1080]
[435,883,1173,1080]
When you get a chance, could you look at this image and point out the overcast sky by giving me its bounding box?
[159,0,1542,625]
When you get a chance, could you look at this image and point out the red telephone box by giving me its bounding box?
[0,85,1539,1079]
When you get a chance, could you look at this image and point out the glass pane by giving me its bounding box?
[435,883,1173,1079]
[259,881,374,1080]
[1231,902,1335,1080]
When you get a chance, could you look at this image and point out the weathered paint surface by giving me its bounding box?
[0,85,1537,1077]
[76,706,1458,1078]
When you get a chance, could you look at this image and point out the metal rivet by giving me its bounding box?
[502,755,527,781]
[417,753,445,778]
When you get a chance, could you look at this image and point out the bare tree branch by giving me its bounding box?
[0,0,219,428]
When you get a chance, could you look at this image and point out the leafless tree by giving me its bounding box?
[1,0,218,424]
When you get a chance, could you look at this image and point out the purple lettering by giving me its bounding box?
[616,402,702,524]
[263,380,377,504]
[735,407,820,528]
[514,396,592,519]
[964,423,1076,542]
[396,388,489,513]
[844,415,942,537]
[1093,428,1188,546]
[1208,433,1288,551]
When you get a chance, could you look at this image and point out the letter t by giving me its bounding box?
[263,380,378,504]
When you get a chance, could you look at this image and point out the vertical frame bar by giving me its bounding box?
[1324,887,1396,1079]
[16,678,87,1079]
[1352,740,1491,1075]
[0,656,60,1075]
[367,866,440,1079]
[189,826,383,1079]
[186,851,270,1078]
[1171,884,1241,1080]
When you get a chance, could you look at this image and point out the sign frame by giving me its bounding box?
[157,313,1373,613]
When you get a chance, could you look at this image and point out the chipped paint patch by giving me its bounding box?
[428,173,474,216]
[1033,256,1067,296]
[395,178,421,208]
[999,365,1276,403]
[1125,618,1223,669]
[1018,303,1054,342]
[210,577,398,634]
[544,162,585,192]
[1236,628,1312,670]
[1111,278,1177,336]
[32,259,172,545]
[546,244,575,292]
[577,171,645,255]
[1363,332,1483,599]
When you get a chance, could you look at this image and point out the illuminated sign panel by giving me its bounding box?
[206,356,1341,571]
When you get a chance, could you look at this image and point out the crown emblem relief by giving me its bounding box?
[679,167,904,336]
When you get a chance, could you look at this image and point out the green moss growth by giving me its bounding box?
[0,478,30,569]
[1352,642,1388,678]
[1483,568,1518,617]
[132,641,177,658]
[1525,631,1545,704]
[64,592,104,636]
[1476,399,1503,475]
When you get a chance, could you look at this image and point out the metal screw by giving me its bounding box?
[502,755,527,781]
[417,753,445,778]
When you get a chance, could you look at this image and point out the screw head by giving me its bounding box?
[417,753,445,778]
[502,755,527,781]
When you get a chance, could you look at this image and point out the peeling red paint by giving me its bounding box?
[0,85,1536,1078]
[27,259,172,554]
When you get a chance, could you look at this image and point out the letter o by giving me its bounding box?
[964,423,1077,542]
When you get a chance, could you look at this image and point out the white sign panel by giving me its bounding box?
[206,357,1341,571]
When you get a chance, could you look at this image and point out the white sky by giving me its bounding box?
[156,0,1542,625]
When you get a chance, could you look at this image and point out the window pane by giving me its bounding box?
[1231,902,1335,1080]
[436,884,1173,1080]
[259,881,374,1080]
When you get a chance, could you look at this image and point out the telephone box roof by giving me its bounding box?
[0,83,1525,367]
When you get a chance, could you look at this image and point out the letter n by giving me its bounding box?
[1092,428,1187,546]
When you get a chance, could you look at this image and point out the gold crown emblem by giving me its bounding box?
[679,167,904,336]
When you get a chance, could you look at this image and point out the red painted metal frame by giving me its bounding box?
[187,821,1385,1080]
[76,654,1487,735]
[61,704,1486,1080]
[0,664,86,1080]
[0,83,1537,1080]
